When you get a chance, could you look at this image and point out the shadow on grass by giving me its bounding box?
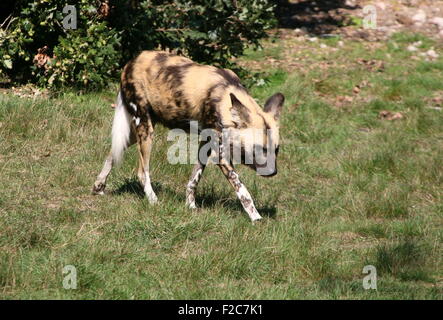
[111,178,144,198]
[276,0,359,34]
[112,178,277,218]
[111,178,168,199]
[372,239,433,282]
[196,190,277,219]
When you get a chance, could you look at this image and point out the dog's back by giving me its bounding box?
[120,50,266,130]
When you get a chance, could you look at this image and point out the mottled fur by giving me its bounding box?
[93,50,285,221]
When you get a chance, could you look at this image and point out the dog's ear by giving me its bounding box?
[230,93,251,128]
[264,92,285,121]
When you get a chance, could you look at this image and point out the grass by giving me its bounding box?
[0,32,442,299]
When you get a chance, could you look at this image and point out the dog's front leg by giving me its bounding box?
[186,141,209,209]
[218,133,262,221]
[217,135,262,222]
[186,161,205,209]
[218,162,262,222]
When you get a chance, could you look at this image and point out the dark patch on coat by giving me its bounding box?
[216,69,241,87]
[120,58,153,118]
[202,83,225,130]
[172,90,192,113]
[154,52,169,65]
[120,59,137,113]
[159,63,194,91]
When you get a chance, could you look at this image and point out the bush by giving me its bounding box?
[0,0,276,89]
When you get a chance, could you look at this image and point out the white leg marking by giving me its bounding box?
[186,167,203,209]
[229,171,262,222]
[236,183,262,222]
[93,155,113,195]
[144,171,158,204]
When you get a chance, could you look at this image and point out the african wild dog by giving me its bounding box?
[92,50,284,221]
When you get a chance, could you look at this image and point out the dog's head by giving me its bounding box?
[227,92,285,177]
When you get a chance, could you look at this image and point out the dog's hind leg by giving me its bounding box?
[92,152,114,195]
[135,116,157,204]
[92,125,137,195]
[93,92,136,195]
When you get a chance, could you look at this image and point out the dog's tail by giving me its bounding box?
[111,91,132,165]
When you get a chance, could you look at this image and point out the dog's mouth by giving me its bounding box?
[245,162,277,177]
[261,170,277,177]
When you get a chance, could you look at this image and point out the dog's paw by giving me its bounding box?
[251,215,263,223]
[92,182,106,195]
[187,202,197,209]
[147,193,158,204]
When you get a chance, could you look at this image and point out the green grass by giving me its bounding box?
[0,32,442,299]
